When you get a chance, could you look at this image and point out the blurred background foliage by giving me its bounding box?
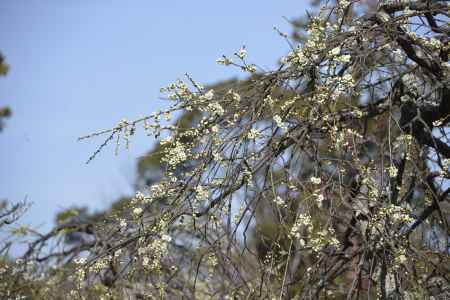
[0,52,11,132]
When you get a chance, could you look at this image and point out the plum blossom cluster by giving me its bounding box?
[19,0,449,299]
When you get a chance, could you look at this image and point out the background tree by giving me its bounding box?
[0,52,11,132]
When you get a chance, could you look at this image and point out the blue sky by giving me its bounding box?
[0,1,307,233]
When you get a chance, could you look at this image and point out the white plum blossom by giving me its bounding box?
[161,234,172,242]
[132,207,143,217]
[330,46,341,56]
[310,176,321,185]
[237,47,247,59]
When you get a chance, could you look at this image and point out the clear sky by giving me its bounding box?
[0,1,307,234]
